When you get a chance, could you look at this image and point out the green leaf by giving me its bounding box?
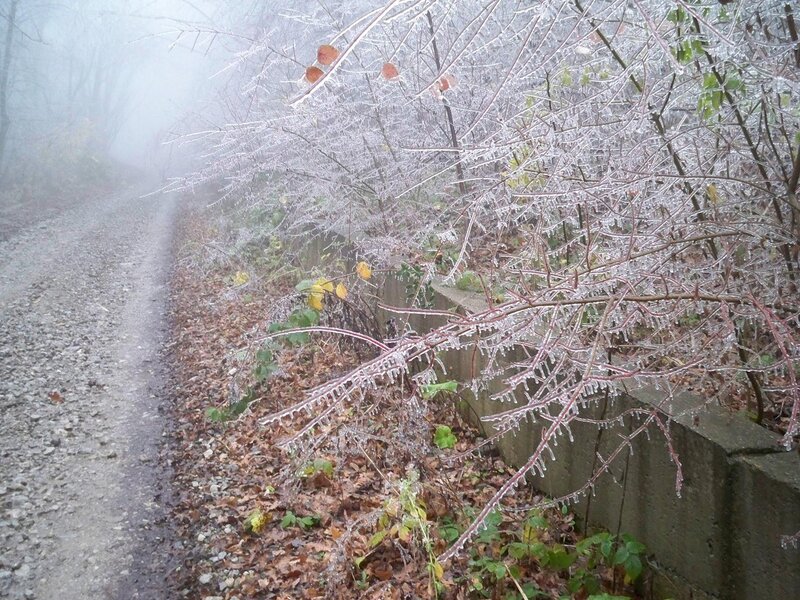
[438,518,461,544]
[298,515,319,529]
[621,534,646,554]
[521,582,544,598]
[543,546,576,570]
[613,545,630,565]
[525,512,548,530]
[295,279,317,293]
[280,511,296,528]
[725,76,742,91]
[675,42,692,64]
[623,554,643,581]
[205,407,229,422]
[488,561,506,579]
[477,510,503,543]
[434,425,457,449]
[420,380,458,399]
[368,529,388,547]
[507,541,546,560]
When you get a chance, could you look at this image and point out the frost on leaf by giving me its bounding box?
[317,44,339,66]
[381,62,399,80]
[438,74,456,92]
[305,66,324,84]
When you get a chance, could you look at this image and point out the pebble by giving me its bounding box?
[0,189,178,599]
[14,564,30,578]
[198,573,213,585]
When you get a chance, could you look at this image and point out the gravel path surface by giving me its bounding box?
[0,186,179,599]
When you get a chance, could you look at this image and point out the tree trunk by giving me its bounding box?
[0,0,19,174]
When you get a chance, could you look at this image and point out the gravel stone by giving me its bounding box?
[0,186,180,599]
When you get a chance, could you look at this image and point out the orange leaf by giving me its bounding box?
[317,44,339,66]
[438,73,456,92]
[305,66,324,84]
[381,62,399,80]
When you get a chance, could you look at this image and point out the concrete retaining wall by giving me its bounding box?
[301,234,800,599]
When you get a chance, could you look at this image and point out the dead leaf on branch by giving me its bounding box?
[381,62,400,80]
[317,44,339,66]
[438,73,456,92]
[305,66,324,84]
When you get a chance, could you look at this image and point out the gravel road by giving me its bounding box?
[0,185,179,599]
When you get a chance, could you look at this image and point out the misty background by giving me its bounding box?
[0,0,252,192]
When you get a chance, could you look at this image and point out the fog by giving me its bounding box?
[0,0,239,185]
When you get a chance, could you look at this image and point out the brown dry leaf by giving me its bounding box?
[305,66,324,84]
[166,208,616,600]
[317,44,339,65]
[381,62,399,80]
[48,390,63,404]
[370,561,394,581]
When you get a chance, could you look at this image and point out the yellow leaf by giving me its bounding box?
[432,561,444,581]
[243,508,271,534]
[397,525,411,542]
[335,282,348,299]
[522,523,538,544]
[308,292,324,311]
[315,277,334,293]
[707,184,719,205]
[356,261,372,280]
[233,271,250,286]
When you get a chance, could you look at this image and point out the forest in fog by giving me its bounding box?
[1,2,799,598]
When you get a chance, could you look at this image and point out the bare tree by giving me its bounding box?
[0,0,19,171]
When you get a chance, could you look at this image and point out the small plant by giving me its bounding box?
[363,471,445,596]
[205,387,257,423]
[572,532,645,594]
[268,307,320,346]
[299,457,334,478]
[280,510,320,530]
[420,379,458,400]
[254,346,279,382]
[455,508,643,599]
[455,270,483,292]
[433,425,457,449]
[397,262,435,308]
